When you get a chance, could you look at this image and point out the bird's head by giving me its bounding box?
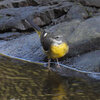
[50,35,64,45]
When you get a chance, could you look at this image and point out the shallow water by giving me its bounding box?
[0,54,100,100]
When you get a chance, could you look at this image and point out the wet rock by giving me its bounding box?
[26,0,39,6]
[0,0,13,9]
[11,0,28,8]
[84,6,97,18]
[0,0,70,9]
[27,0,70,6]
[0,2,73,32]
[66,50,100,72]
[67,4,88,20]
[0,6,51,31]
[0,33,45,61]
[48,19,81,37]
[0,16,100,62]
[94,9,100,17]
[0,32,22,40]
[67,16,100,57]
[0,20,80,62]
[51,5,96,25]
[72,0,100,7]
[51,14,68,25]
[0,0,27,9]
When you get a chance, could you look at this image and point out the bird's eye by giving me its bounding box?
[55,36,60,39]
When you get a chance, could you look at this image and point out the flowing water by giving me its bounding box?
[0,54,100,100]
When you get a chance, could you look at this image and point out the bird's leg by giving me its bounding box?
[48,58,51,70]
[56,58,61,68]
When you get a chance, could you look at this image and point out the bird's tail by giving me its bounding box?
[25,18,42,36]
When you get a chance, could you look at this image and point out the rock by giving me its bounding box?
[84,6,97,18]
[66,50,100,72]
[0,19,81,61]
[26,0,39,6]
[0,16,100,61]
[0,32,45,61]
[51,14,68,25]
[67,4,88,20]
[27,0,70,6]
[0,32,22,40]
[48,19,81,36]
[0,0,13,9]
[0,0,70,9]
[0,2,73,32]
[51,5,96,25]
[0,20,81,62]
[62,50,100,80]
[73,0,100,7]
[67,16,100,57]
[0,6,50,31]
[0,0,27,9]
[11,0,28,8]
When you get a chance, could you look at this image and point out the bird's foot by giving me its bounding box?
[47,59,51,71]
[56,63,61,68]
[56,58,61,68]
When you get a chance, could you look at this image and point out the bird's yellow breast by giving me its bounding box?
[49,42,69,59]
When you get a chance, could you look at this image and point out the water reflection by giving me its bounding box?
[0,54,100,100]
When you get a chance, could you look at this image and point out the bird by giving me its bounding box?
[25,18,69,69]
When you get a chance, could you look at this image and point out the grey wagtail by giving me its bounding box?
[25,18,69,69]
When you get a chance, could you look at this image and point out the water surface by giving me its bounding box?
[0,54,100,100]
